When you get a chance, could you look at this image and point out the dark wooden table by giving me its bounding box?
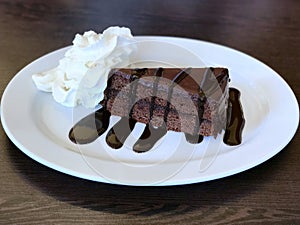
[1,0,299,224]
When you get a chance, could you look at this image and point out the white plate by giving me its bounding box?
[1,36,299,186]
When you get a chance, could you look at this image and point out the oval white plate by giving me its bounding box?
[1,36,299,186]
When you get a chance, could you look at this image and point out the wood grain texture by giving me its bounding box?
[0,0,299,224]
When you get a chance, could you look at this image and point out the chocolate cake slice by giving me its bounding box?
[101,67,229,138]
[69,67,232,152]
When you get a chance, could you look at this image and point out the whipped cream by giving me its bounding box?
[32,26,135,108]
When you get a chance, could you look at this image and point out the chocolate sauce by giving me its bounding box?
[106,117,137,149]
[69,69,245,152]
[104,69,145,149]
[223,88,245,145]
[185,133,204,144]
[202,68,227,90]
[164,68,192,122]
[133,123,167,153]
[129,68,147,117]
[131,68,165,152]
[149,68,163,119]
[133,68,191,152]
[69,107,110,144]
[186,68,209,143]
[201,68,220,95]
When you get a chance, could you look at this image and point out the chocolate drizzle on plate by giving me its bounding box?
[69,107,110,144]
[105,117,137,149]
[133,123,167,153]
[223,88,245,145]
[69,68,245,152]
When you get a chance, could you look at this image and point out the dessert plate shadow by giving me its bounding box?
[1,36,299,186]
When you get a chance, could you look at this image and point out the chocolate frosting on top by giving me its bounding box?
[112,68,229,95]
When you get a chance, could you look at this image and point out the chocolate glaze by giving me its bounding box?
[106,117,136,149]
[117,68,228,94]
[223,88,245,145]
[69,107,110,144]
[129,68,147,117]
[149,68,163,119]
[69,69,245,152]
[184,133,204,144]
[104,69,145,149]
[134,67,191,152]
[164,68,192,122]
[133,123,167,153]
[201,67,228,95]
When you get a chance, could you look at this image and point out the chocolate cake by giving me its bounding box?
[101,67,229,136]
[69,67,245,152]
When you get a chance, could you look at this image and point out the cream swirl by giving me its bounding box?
[32,26,135,108]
